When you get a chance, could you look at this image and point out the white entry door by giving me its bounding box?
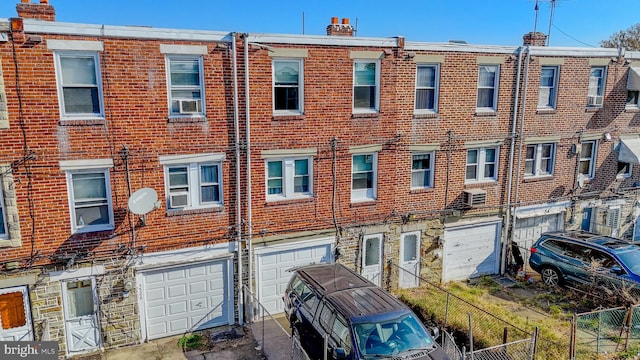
[0,286,33,341]
[362,234,383,286]
[62,278,100,353]
[399,231,420,288]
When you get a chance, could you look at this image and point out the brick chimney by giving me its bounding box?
[326,17,354,37]
[17,0,55,21]
[523,32,547,46]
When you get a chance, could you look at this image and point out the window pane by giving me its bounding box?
[479,66,497,87]
[354,62,375,85]
[268,161,283,178]
[353,155,373,172]
[581,142,593,157]
[538,87,553,108]
[415,89,434,110]
[352,172,372,190]
[267,179,283,195]
[75,204,109,226]
[467,150,478,164]
[540,68,555,86]
[170,60,200,86]
[466,165,477,180]
[412,171,430,187]
[485,149,496,162]
[274,87,298,110]
[66,281,94,317]
[579,161,591,175]
[403,235,418,261]
[294,159,308,176]
[168,167,188,187]
[72,173,106,200]
[354,86,375,109]
[628,91,639,105]
[416,66,435,87]
[412,154,431,170]
[0,292,26,329]
[201,185,219,203]
[63,88,100,114]
[365,237,380,266]
[484,164,495,177]
[274,61,299,85]
[294,176,309,193]
[200,165,218,183]
[542,144,552,158]
[526,146,535,160]
[60,57,97,85]
[477,89,495,108]
[0,207,5,235]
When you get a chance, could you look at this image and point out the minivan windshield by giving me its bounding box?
[353,313,435,358]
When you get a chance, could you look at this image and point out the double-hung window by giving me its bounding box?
[273,59,303,115]
[578,140,597,179]
[55,52,104,119]
[415,64,439,113]
[628,90,639,109]
[160,153,224,211]
[64,166,114,234]
[477,65,499,111]
[353,60,380,113]
[266,157,313,201]
[351,153,377,202]
[411,153,434,189]
[587,66,606,107]
[525,143,555,177]
[466,147,498,182]
[167,56,204,116]
[538,66,559,109]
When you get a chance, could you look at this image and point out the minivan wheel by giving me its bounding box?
[541,267,561,287]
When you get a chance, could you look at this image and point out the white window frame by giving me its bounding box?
[54,51,105,120]
[273,58,304,115]
[627,90,640,109]
[166,55,205,117]
[351,153,378,202]
[411,152,435,189]
[265,156,313,201]
[465,147,499,183]
[476,65,500,111]
[587,66,606,108]
[538,66,559,109]
[352,60,380,113]
[0,178,7,240]
[578,140,597,179]
[163,161,223,211]
[414,64,439,114]
[66,169,114,234]
[524,143,555,177]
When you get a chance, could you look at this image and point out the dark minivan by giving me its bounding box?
[283,263,449,360]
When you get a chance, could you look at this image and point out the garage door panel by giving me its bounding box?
[143,259,231,340]
[257,241,333,314]
[443,222,501,282]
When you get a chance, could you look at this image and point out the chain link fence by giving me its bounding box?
[442,328,536,360]
[292,331,311,360]
[572,305,640,358]
[243,285,292,360]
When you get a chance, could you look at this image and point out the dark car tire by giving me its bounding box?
[541,266,562,287]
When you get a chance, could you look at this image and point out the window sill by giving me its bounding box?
[536,109,557,115]
[585,107,601,113]
[410,187,434,194]
[59,119,106,126]
[272,114,305,121]
[166,206,223,216]
[71,225,115,235]
[474,110,497,117]
[265,197,314,206]
[625,107,640,113]
[350,199,377,207]
[523,175,554,183]
[0,239,21,248]
[168,115,207,124]
[464,180,498,188]
[413,112,439,119]
[351,112,379,120]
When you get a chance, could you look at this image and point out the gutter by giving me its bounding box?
[231,32,243,325]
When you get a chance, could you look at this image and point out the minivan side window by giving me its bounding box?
[331,315,353,354]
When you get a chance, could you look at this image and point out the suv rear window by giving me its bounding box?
[290,276,320,309]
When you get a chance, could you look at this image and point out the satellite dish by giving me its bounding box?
[128,187,159,215]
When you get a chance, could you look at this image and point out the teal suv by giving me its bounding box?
[529,231,640,290]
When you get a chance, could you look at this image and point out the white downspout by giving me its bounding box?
[243,34,254,322]
[231,33,243,326]
[501,46,525,273]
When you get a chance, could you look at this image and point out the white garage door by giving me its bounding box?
[142,259,233,340]
[443,221,502,282]
[513,213,563,267]
[255,238,334,315]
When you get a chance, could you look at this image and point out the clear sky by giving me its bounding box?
[0,0,637,48]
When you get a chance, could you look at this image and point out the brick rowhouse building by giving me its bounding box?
[1,0,640,357]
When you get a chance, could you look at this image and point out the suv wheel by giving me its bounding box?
[541,266,562,287]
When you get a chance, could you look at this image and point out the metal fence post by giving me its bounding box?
[445,293,450,328]
[468,314,474,360]
[597,311,601,354]
[323,334,328,360]
[570,313,576,360]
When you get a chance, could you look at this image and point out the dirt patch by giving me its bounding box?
[185,326,265,360]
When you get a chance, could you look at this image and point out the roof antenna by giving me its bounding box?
[533,0,539,35]
[547,0,556,46]
[302,12,305,35]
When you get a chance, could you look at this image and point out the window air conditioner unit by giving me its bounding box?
[587,95,603,107]
[178,99,201,114]
[464,189,487,207]
[169,192,189,208]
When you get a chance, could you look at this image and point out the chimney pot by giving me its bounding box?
[40,0,49,3]
[21,0,30,3]
[331,17,339,24]
[341,18,349,25]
